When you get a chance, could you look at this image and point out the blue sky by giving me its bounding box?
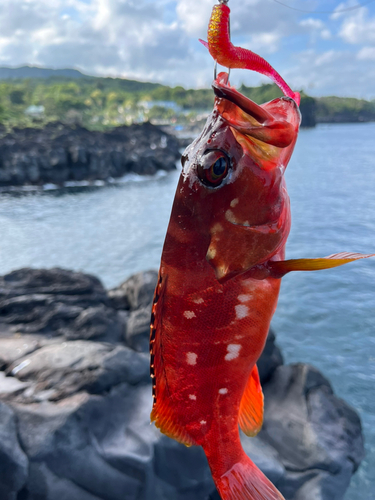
[1,0,375,98]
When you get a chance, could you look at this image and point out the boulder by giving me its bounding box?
[109,270,158,352]
[258,363,364,500]
[0,402,28,499]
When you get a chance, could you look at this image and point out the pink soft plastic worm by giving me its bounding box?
[200,2,300,106]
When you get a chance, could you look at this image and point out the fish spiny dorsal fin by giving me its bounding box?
[268,252,375,278]
[238,364,264,437]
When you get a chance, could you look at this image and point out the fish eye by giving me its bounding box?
[197,150,230,188]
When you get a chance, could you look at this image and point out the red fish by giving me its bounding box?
[150,4,374,500]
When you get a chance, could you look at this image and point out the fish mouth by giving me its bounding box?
[212,72,301,150]
[212,75,273,126]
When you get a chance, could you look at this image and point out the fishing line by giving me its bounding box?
[271,0,375,14]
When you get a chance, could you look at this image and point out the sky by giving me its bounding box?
[1,0,375,98]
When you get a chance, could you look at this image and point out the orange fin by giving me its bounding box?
[238,364,264,437]
[269,252,375,278]
[151,401,195,447]
[215,454,285,500]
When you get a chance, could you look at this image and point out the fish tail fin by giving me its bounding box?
[211,453,284,500]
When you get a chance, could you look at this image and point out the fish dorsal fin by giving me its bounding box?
[268,252,375,278]
[238,364,264,437]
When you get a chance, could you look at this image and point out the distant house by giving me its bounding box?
[24,105,45,118]
[138,100,182,112]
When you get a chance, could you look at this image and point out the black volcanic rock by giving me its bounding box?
[0,268,365,500]
[0,122,180,187]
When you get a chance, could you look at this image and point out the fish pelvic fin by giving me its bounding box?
[268,252,375,278]
[238,365,263,437]
[214,454,285,500]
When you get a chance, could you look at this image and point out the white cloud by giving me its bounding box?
[0,0,374,97]
[300,17,332,40]
[176,0,213,37]
[338,6,375,44]
[288,48,375,99]
[357,46,375,59]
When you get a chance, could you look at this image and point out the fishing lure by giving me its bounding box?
[200,0,300,105]
[150,3,373,500]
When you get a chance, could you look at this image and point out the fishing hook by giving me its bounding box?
[214,62,231,84]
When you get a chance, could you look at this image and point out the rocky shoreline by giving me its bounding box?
[0,122,181,188]
[0,268,364,500]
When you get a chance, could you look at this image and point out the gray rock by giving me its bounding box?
[67,305,125,343]
[0,402,28,499]
[257,328,284,384]
[125,307,152,353]
[6,341,149,402]
[259,363,364,500]
[0,268,130,343]
[0,267,107,299]
[110,270,158,311]
[0,335,40,369]
[0,122,180,188]
[12,385,214,500]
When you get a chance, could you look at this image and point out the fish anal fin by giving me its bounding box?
[238,364,264,437]
[151,401,195,447]
[269,252,375,278]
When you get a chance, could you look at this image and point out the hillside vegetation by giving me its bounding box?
[316,96,375,123]
[0,67,374,130]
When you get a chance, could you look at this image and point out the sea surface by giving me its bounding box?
[0,123,374,499]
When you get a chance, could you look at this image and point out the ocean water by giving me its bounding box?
[0,123,374,499]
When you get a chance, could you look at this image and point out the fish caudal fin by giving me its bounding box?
[214,454,284,500]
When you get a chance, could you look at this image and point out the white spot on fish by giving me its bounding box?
[206,246,216,260]
[184,311,196,319]
[219,388,228,395]
[200,420,207,425]
[225,344,242,361]
[189,394,197,400]
[186,352,198,365]
[230,198,239,208]
[235,304,249,320]
[237,294,251,303]
[193,297,204,304]
[211,223,223,233]
[225,209,237,224]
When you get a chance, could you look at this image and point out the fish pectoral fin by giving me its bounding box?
[268,252,375,278]
[238,364,264,437]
